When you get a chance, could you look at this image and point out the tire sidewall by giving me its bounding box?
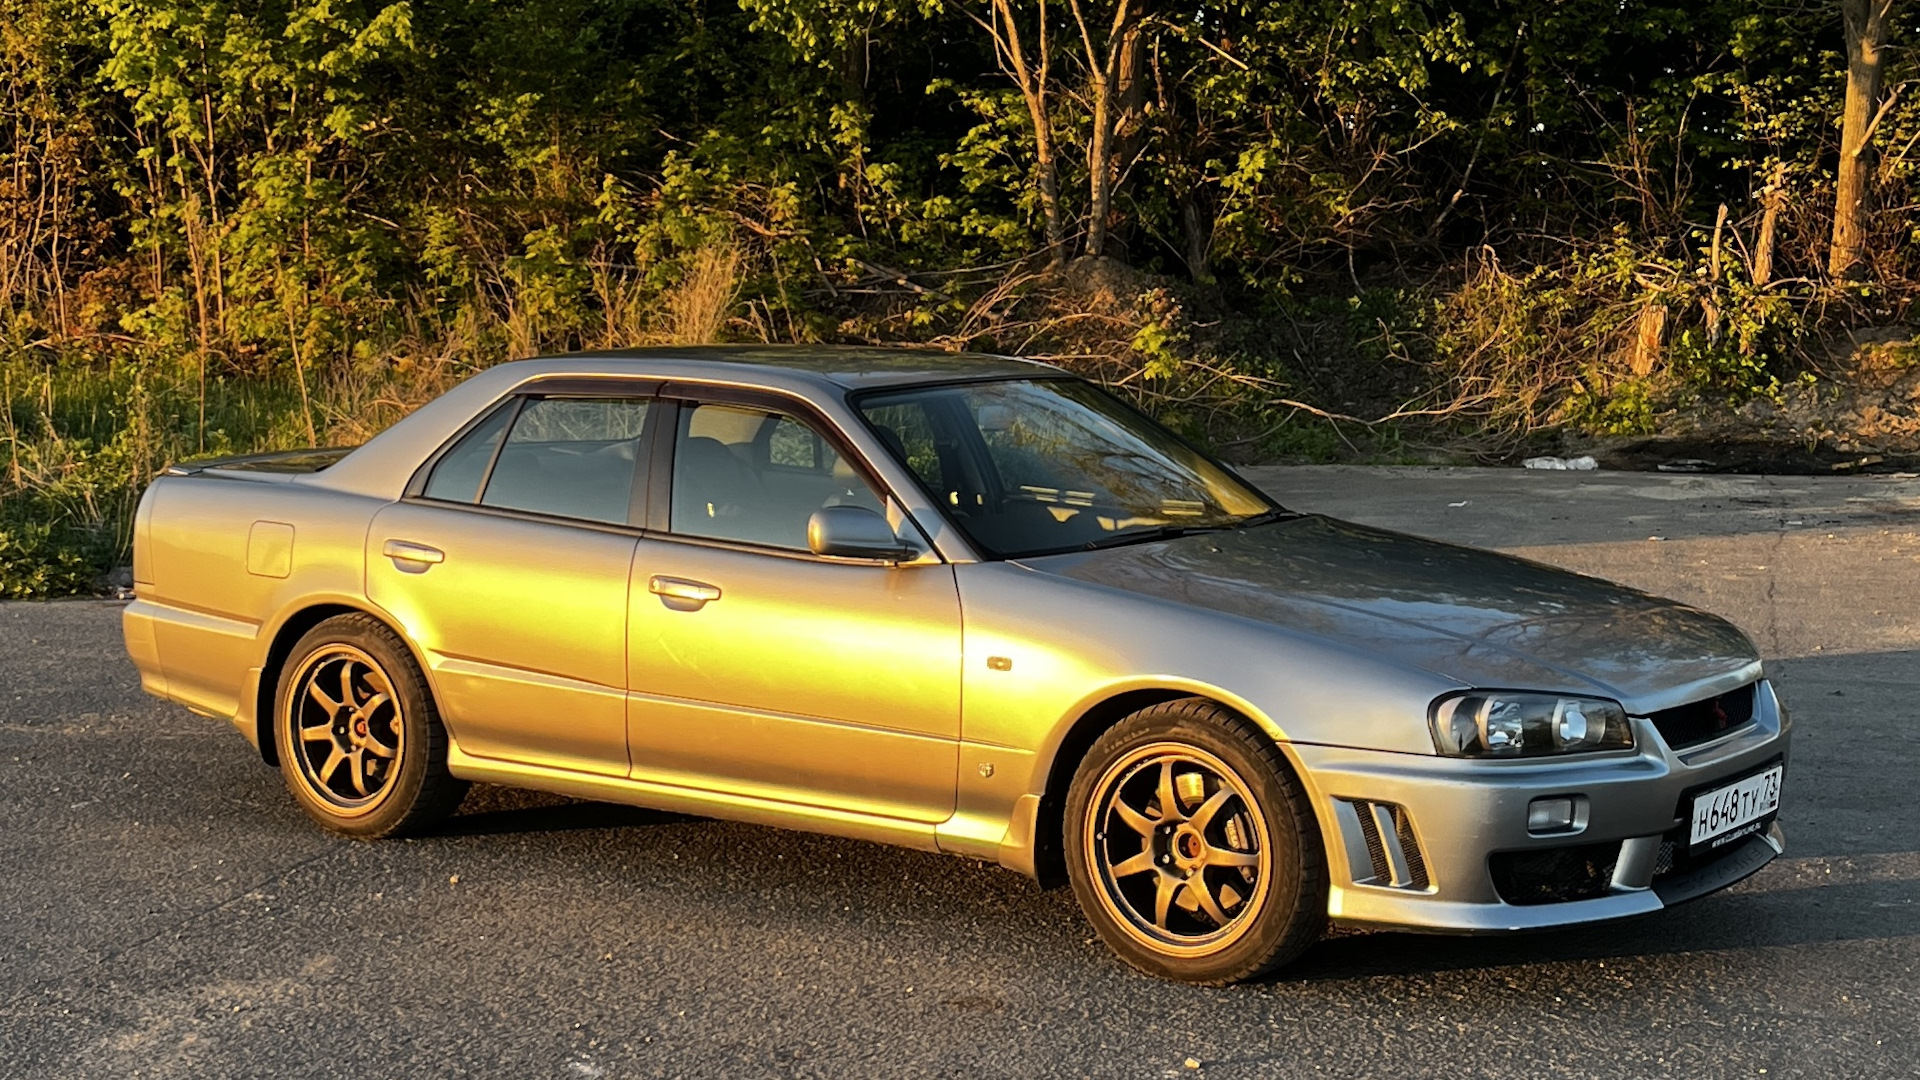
[1065,702,1323,984]
[275,616,437,838]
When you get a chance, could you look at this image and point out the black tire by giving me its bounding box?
[273,613,467,838]
[1064,697,1327,984]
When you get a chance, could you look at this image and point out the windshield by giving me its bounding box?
[855,378,1276,558]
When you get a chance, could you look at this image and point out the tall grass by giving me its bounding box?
[0,358,320,595]
[0,238,756,597]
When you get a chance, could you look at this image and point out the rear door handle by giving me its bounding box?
[649,575,721,608]
[383,540,446,567]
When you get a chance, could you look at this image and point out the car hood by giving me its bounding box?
[1017,515,1759,713]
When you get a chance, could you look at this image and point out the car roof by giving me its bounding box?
[526,345,1061,390]
[310,345,1065,501]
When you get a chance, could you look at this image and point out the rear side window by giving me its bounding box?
[422,402,515,503]
[480,398,650,524]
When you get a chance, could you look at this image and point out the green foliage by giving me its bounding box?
[5,0,1920,591]
[0,515,103,599]
[1565,378,1658,438]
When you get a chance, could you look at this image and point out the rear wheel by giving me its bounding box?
[274,613,467,837]
[1065,698,1326,984]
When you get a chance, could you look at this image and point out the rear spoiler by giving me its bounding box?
[162,447,357,478]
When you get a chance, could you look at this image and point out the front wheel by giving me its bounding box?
[273,613,467,838]
[1064,698,1327,984]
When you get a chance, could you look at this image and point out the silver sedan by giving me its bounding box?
[122,346,1787,983]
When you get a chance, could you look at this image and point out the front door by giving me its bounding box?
[368,391,653,777]
[625,394,962,822]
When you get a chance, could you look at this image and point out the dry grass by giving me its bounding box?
[664,241,743,345]
[589,256,652,349]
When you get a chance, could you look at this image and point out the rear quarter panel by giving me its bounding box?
[130,474,386,724]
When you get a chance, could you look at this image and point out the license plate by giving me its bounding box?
[1689,765,1783,851]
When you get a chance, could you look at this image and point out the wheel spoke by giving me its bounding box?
[361,734,397,759]
[1110,796,1158,838]
[299,720,334,742]
[307,680,341,713]
[357,692,391,720]
[1156,760,1181,822]
[318,745,347,787]
[353,745,374,795]
[1205,847,1260,869]
[1152,873,1178,930]
[1189,874,1232,925]
[1108,849,1156,878]
[339,664,358,709]
[1188,787,1234,833]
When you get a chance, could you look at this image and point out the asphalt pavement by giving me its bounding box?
[1,466,1916,1079]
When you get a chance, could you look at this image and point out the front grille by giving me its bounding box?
[1649,683,1757,750]
[1490,841,1620,905]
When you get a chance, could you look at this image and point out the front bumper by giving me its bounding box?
[1295,679,1790,933]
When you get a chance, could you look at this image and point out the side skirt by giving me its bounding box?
[447,742,950,856]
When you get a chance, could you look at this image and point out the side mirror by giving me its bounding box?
[807,506,917,562]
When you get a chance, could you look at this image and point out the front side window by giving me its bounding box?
[669,400,884,550]
[855,378,1273,558]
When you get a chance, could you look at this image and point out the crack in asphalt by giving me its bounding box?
[87,847,343,973]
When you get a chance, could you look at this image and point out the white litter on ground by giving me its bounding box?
[1522,455,1598,470]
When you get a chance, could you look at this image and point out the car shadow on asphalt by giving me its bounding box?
[1276,873,1920,982]
[431,784,699,837]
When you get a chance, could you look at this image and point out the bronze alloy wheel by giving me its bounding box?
[274,613,467,838]
[1085,743,1272,954]
[1065,697,1326,984]
[286,644,404,813]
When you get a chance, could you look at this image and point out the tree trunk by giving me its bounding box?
[1032,113,1067,267]
[1086,77,1112,258]
[1755,163,1785,288]
[1830,0,1894,280]
[1073,0,1139,261]
[1180,194,1213,285]
[1100,20,1150,261]
[988,0,1067,267]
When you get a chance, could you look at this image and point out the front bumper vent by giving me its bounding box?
[1489,841,1620,905]
[1652,825,1758,882]
[1336,799,1430,891]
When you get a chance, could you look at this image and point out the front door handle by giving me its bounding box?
[649,575,721,609]
[383,539,446,568]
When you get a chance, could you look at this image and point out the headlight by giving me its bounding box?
[1430,691,1633,757]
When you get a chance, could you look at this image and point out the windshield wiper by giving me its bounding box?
[1078,508,1295,551]
[1080,522,1233,550]
[1230,508,1293,528]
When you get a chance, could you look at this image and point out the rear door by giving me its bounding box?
[368,386,655,777]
